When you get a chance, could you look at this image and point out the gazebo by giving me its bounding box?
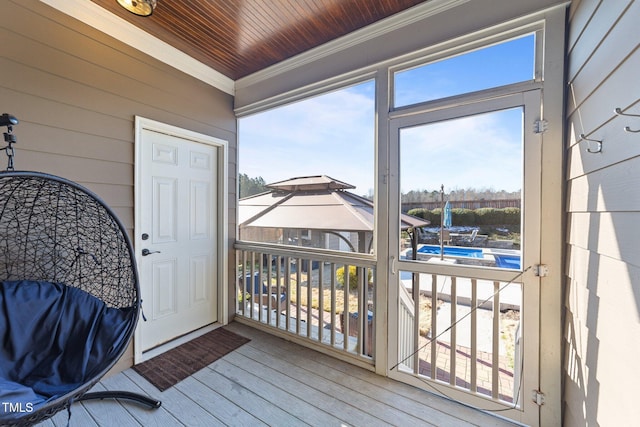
[239,175,429,253]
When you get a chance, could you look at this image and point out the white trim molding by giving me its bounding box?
[40,0,469,97]
[39,0,235,95]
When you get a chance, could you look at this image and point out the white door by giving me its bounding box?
[388,91,543,425]
[136,121,220,353]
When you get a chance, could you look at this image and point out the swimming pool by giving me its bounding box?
[417,245,484,258]
[408,244,521,270]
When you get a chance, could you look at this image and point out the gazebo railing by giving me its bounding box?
[235,242,376,361]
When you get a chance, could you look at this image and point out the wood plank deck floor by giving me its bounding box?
[36,322,520,427]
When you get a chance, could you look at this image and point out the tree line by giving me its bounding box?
[402,187,520,203]
[239,174,521,203]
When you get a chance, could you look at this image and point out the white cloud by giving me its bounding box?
[239,84,375,193]
[239,85,523,196]
[400,109,523,192]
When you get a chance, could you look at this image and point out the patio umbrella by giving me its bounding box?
[439,185,449,260]
[443,201,452,228]
[239,175,429,252]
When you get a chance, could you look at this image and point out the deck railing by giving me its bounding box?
[398,284,416,371]
[235,242,376,361]
[235,242,521,404]
[397,268,522,404]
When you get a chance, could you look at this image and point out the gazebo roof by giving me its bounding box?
[266,175,355,192]
[239,175,429,232]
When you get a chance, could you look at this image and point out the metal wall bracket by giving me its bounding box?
[532,390,546,406]
[534,119,548,134]
[534,264,549,277]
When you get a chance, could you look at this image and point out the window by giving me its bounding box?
[238,81,376,253]
[394,34,535,108]
[399,107,524,270]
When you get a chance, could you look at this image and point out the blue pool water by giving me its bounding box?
[493,254,521,269]
[417,245,484,258]
[409,244,521,270]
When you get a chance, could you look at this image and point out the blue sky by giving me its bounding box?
[239,83,376,195]
[239,35,533,196]
[395,35,535,106]
[399,108,523,194]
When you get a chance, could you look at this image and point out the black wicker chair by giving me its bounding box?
[0,171,160,426]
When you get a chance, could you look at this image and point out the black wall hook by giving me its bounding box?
[579,133,603,154]
[614,107,640,133]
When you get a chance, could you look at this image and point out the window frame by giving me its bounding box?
[389,24,544,113]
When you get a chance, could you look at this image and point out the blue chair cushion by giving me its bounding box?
[0,280,134,421]
[244,272,263,294]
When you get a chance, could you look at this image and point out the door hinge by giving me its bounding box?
[534,264,549,277]
[532,390,545,406]
[534,119,548,134]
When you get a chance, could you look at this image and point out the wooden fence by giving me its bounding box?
[402,199,521,212]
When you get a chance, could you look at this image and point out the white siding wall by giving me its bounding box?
[564,0,640,425]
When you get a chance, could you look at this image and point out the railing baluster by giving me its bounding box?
[430,274,437,380]
[492,281,500,399]
[307,258,312,339]
[450,276,457,387]
[249,252,256,320]
[285,256,291,332]
[318,261,324,344]
[470,278,478,393]
[343,264,350,352]
[258,253,264,322]
[412,272,420,375]
[276,255,282,329]
[266,254,273,322]
[237,250,243,316]
[330,262,336,348]
[296,257,302,335]
[368,267,374,358]
[357,266,364,355]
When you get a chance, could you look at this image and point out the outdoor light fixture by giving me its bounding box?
[117,0,156,17]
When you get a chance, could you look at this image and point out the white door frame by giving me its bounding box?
[133,116,228,363]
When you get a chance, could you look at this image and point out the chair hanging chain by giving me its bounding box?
[2,113,19,171]
[5,139,16,171]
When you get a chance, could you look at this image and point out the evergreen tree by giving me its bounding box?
[239,173,267,198]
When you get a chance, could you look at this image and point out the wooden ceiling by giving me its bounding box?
[90,0,429,80]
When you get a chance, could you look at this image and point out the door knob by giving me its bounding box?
[142,248,161,256]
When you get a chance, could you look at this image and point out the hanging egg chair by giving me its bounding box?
[0,114,160,426]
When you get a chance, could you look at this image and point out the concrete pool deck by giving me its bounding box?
[401,273,522,311]
[402,243,522,269]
